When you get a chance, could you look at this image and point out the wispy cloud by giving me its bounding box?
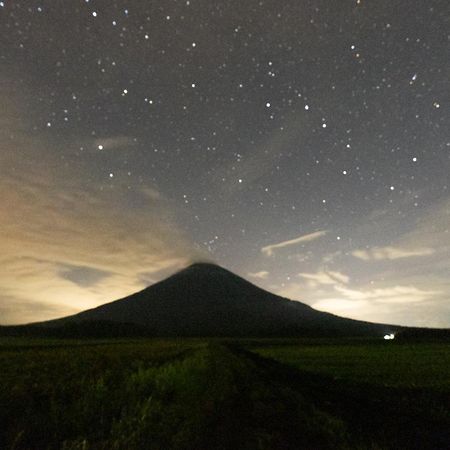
[0,171,197,323]
[352,246,435,261]
[0,85,201,325]
[298,270,350,287]
[277,282,306,301]
[261,230,327,256]
[312,298,369,314]
[271,197,450,327]
[248,270,270,279]
[334,285,440,304]
[213,113,314,195]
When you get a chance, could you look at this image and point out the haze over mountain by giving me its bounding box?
[19,263,399,337]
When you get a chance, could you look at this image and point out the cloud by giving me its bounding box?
[213,113,315,195]
[0,83,202,325]
[279,280,444,327]
[298,270,349,287]
[352,246,435,261]
[138,186,161,201]
[334,285,440,304]
[261,230,327,256]
[0,297,80,327]
[310,284,444,327]
[58,264,114,288]
[0,171,197,324]
[248,270,270,279]
[272,197,450,327]
[399,197,450,256]
[277,282,306,301]
[312,298,369,313]
[274,258,446,327]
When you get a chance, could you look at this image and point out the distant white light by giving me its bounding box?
[0,2,5,7]
[322,123,327,128]
[98,144,103,150]
[390,185,395,191]
[109,173,114,178]
[191,83,196,88]
[123,88,128,94]
[266,102,271,108]
[433,102,440,108]
[412,157,417,162]
[238,178,243,183]
[304,104,309,110]
[92,11,97,17]
[192,42,196,47]
[384,333,395,340]
[112,20,117,26]
[342,170,347,175]
[144,34,149,39]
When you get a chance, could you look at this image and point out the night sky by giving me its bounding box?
[1,0,449,327]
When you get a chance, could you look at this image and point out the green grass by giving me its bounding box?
[1,337,449,449]
[249,340,450,391]
[0,339,202,449]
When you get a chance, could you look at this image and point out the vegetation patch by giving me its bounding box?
[1,338,449,449]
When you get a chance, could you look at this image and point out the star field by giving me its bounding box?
[0,0,449,326]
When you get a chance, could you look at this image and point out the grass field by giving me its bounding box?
[1,337,449,449]
[248,339,450,391]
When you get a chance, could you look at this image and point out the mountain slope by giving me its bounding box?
[33,263,395,337]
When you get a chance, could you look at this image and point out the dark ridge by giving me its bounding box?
[0,262,422,338]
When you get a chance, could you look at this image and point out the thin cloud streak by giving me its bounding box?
[248,271,270,279]
[334,285,440,304]
[352,246,435,261]
[261,230,328,256]
[298,270,350,287]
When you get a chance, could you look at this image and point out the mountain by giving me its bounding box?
[14,262,398,337]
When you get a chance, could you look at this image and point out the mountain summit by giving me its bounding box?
[35,263,394,337]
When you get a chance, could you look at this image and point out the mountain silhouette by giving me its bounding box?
[27,262,396,337]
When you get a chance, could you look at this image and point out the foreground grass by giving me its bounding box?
[249,339,450,391]
[245,339,450,449]
[0,338,348,450]
[1,338,449,449]
[0,339,201,449]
